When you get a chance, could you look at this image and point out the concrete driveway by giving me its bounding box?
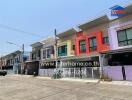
[0,76,132,100]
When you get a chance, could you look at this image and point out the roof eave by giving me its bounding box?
[57,28,77,38]
[79,15,109,30]
[31,42,43,47]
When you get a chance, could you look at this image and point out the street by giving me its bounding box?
[0,76,132,100]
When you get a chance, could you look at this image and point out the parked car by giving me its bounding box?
[0,70,7,76]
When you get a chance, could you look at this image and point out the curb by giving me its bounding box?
[59,78,99,83]
[100,81,132,86]
[6,75,33,78]
[5,75,132,86]
[35,77,99,83]
[35,76,52,80]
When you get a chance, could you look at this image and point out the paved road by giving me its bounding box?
[0,76,132,100]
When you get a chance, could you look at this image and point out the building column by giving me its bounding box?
[99,54,105,79]
[60,60,63,68]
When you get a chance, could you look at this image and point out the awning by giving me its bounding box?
[40,59,56,63]
[25,60,39,63]
[101,47,132,54]
[58,53,99,61]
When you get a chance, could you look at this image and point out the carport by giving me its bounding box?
[58,54,100,79]
[102,48,132,81]
[25,61,39,75]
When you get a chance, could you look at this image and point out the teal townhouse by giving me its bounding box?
[56,28,78,78]
[56,28,77,58]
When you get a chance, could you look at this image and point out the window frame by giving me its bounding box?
[46,49,51,58]
[103,36,109,44]
[79,40,86,53]
[58,45,67,57]
[89,37,97,52]
[117,28,132,46]
[42,49,46,59]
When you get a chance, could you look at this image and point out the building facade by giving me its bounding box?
[72,15,110,79]
[57,28,76,58]
[2,4,130,81]
[25,42,42,75]
[103,5,132,81]
[39,37,56,77]
[0,50,22,74]
[76,15,110,56]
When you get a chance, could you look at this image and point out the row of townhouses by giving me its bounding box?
[0,5,132,81]
[0,51,29,74]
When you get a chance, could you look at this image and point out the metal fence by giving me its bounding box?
[39,68,54,77]
[62,67,100,79]
[39,67,100,79]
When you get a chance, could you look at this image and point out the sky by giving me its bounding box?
[0,0,131,56]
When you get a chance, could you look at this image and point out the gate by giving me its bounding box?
[103,65,132,81]
[124,65,132,81]
[39,68,54,77]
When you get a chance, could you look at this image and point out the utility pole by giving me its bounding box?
[21,44,24,74]
[0,55,2,70]
[54,29,58,69]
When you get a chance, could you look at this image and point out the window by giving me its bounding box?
[89,37,97,51]
[50,46,54,54]
[32,53,36,60]
[47,49,50,58]
[58,45,67,57]
[103,37,109,44]
[79,40,86,53]
[43,50,46,59]
[117,28,132,46]
[38,50,41,58]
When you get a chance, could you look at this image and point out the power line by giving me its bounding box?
[0,24,45,38]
